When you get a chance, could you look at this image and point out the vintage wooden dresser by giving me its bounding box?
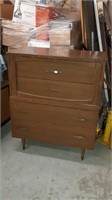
[7,46,107,159]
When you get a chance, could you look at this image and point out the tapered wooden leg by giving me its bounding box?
[81,149,85,160]
[22,138,26,150]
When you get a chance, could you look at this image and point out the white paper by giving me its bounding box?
[13,0,36,27]
[28,39,50,48]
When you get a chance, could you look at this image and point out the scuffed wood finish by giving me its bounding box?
[7,46,107,159]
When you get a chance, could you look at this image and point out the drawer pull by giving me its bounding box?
[49,88,62,92]
[46,70,62,74]
[54,70,61,74]
[74,117,87,122]
[73,135,87,140]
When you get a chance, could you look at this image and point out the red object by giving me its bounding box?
[36,6,60,27]
[36,29,49,40]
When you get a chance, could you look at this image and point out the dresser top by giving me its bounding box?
[8,46,107,63]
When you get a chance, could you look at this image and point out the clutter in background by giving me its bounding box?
[2,19,33,47]
[0,54,7,81]
[12,0,80,27]
[28,17,81,48]
[2,0,81,49]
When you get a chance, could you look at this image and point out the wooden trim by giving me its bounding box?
[7,54,17,96]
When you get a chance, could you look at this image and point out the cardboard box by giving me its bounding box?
[49,20,81,47]
[2,20,30,47]
[49,28,73,46]
[0,2,14,20]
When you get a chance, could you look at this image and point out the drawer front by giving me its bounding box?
[12,126,95,149]
[11,101,98,142]
[17,77,94,101]
[16,59,96,84]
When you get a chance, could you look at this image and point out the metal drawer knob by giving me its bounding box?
[54,70,59,74]
[75,117,87,122]
[46,69,62,74]
[73,135,87,140]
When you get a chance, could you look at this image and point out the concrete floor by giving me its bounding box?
[0,121,112,200]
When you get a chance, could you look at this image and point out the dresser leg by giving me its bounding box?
[22,138,26,150]
[81,149,85,160]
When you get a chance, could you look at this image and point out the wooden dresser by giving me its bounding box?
[7,46,107,159]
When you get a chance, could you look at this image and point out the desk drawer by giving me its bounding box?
[16,59,96,84]
[12,125,95,149]
[11,101,98,140]
[17,77,94,101]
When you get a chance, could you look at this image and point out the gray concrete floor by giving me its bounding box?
[0,121,112,200]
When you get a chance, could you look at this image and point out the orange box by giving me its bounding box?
[36,6,60,27]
